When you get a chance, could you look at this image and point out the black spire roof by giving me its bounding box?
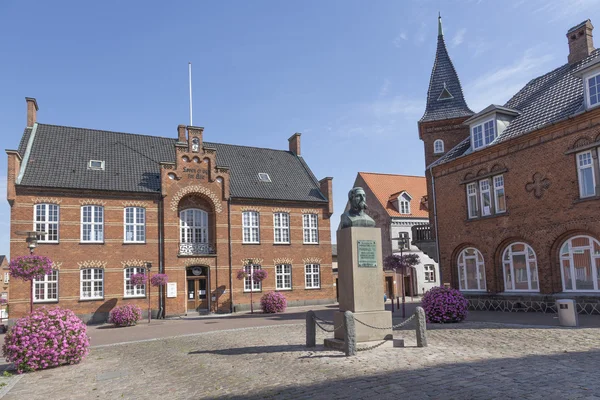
[420,15,474,123]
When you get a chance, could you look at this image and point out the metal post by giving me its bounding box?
[306,311,316,347]
[415,306,428,347]
[148,273,151,324]
[400,242,406,319]
[343,310,356,357]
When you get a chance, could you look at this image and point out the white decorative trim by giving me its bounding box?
[271,208,291,213]
[301,209,320,214]
[303,257,322,264]
[77,260,107,269]
[122,201,149,208]
[32,197,62,205]
[242,258,263,266]
[183,258,214,267]
[273,258,293,265]
[120,259,146,268]
[240,206,261,212]
[51,261,63,270]
[79,199,107,206]
[170,185,222,213]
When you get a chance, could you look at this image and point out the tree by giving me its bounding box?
[383,253,420,274]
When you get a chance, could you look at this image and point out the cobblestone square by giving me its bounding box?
[3,320,600,400]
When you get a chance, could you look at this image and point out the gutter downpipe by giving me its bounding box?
[228,198,233,313]
[158,196,165,318]
[429,164,443,287]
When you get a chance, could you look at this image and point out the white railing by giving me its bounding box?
[179,242,216,255]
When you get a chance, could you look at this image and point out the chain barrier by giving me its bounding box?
[313,315,334,325]
[313,317,343,333]
[357,339,390,352]
[353,313,416,331]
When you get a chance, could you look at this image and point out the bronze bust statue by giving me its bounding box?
[340,187,376,229]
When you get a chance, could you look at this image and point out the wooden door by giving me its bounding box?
[187,277,209,313]
[385,276,394,298]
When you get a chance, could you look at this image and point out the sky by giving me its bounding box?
[0,0,598,257]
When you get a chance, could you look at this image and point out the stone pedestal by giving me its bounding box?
[334,227,392,342]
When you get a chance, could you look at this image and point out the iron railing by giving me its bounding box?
[179,242,216,256]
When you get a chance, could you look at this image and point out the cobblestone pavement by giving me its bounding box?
[4,321,600,400]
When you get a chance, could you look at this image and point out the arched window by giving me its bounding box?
[457,248,486,291]
[560,235,600,291]
[180,209,209,243]
[502,242,539,292]
[434,139,444,154]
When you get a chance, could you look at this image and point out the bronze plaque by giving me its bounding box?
[357,240,377,268]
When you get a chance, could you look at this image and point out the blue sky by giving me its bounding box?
[0,1,598,257]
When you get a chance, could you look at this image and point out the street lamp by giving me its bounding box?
[15,230,46,313]
[393,234,408,319]
[144,261,152,324]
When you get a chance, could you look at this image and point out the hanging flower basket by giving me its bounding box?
[150,274,168,287]
[252,269,268,283]
[8,255,53,281]
[236,269,248,280]
[130,273,147,287]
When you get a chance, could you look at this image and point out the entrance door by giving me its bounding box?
[385,276,394,298]
[404,275,411,297]
[186,277,208,313]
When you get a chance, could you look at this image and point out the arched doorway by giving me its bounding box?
[186,266,209,314]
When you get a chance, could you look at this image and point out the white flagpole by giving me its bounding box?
[188,62,193,126]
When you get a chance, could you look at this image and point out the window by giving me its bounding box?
[124,267,146,297]
[273,213,290,244]
[560,235,600,292]
[88,160,105,170]
[303,214,319,244]
[81,205,104,242]
[3,272,8,284]
[124,207,146,243]
[258,173,271,182]
[434,139,444,154]
[479,179,491,216]
[457,248,486,291]
[33,270,58,302]
[397,231,410,250]
[587,72,599,107]
[0,292,6,300]
[466,183,478,219]
[466,175,506,219]
[80,268,104,300]
[502,243,539,292]
[242,211,260,243]
[399,193,411,214]
[493,175,506,213]
[577,151,596,198]
[180,209,209,243]
[244,264,262,292]
[472,119,495,150]
[305,264,320,289]
[34,203,59,242]
[424,265,436,282]
[275,264,292,290]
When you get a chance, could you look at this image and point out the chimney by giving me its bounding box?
[177,125,186,143]
[26,97,38,127]
[288,132,301,156]
[567,19,594,64]
[319,177,334,218]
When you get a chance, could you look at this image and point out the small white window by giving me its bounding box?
[472,119,495,150]
[243,264,262,292]
[493,175,506,213]
[303,214,319,244]
[433,139,444,154]
[80,268,104,300]
[275,264,292,290]
[242,211,260,243]
[258,173,271,182]
[472,125,484,149]
[273,213,290,244]
[466,183,478,219]
[124,267,146,297]
[479,179,491,216]
[3,272,9,284]
[587,73,599,108]
[577,150,596,198]
[33,270,59,302]
[483,120,496,145]
[34,204,59,242]
[88,160,105,170]
[81,205,104,242]
[124,207,146,243]
[305,264,320,289]
[399,193,411,214]
[424,265,436,282]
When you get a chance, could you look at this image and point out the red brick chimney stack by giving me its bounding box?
[288,133,301,156]
[177,125,187,143]
[26,97,38,127]
[319,177,334,218]
[567,19,594,64]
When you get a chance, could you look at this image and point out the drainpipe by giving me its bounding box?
[429,164,443,287]
[158,196,165,318]
[228,198,233,313]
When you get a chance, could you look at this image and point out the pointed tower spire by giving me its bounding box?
[420,15,473,123]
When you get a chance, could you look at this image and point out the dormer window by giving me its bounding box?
[472,119,495,150]
[586,72,599,108]
[258,173,271,182]
[433,139,444,154]
[88,160,105,170]
[398,192,411,214]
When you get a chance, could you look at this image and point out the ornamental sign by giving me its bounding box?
[357,240,377,268]
[191,267,203,276]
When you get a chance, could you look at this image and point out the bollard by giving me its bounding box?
[343,310,356,356]
[415,306,428,348]
[306,310,316,348]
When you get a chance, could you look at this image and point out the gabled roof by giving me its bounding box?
[0,256,5,267]
[463,104,521,124]
[420,15,474,123]
[16,123,327,203]
[359,172,428,218]
[432,48,600,167]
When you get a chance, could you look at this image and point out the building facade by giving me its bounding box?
[413,17,600,314]
[7,98,335,322]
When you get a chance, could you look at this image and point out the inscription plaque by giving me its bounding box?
[357,240,377,268]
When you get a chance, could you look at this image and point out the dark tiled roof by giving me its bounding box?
[17,128,32,156]
[431,49,600,167]
[0,256,5,266]
[420,34,474,122]
[17,124,327,203]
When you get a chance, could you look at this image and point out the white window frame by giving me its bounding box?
[242,211,260,244]
[493,175,506,213]
[399,193,411,214]
[243,264,262,292]
[81,205,104,243]
[305,264,320,289]
[80,268,104,300]
[457,248,486,291]
[577,150,596,198]
[180,208,209,244]
[124,267,146,298]
[502,242,539,292]
[433,139,444,154]
[273,213,290,244]
[33,270,59,303]
[124,207,146,243]
[275,264,292,290]
[34,203,59,243]
[88,160,105,170]
[466,182,478,219]
[586,71,600,109]
[303,214,319,244]
[471,118,495,150]
[3,272,8,284]
[424,265,436,282]
[560,235,600,292]
[479,179,492,216]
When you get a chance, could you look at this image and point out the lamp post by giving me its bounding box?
[16,230,44,313]
[392,234,408,319]
[145,262,152,324]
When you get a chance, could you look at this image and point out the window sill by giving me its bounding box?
[80,241,105,245]
[242,242,261,245]
[273,243,291,246]
[305,287,321,290]
[276,288,292,291]
[573,195,600,204]
[465,212,509,223]
[123,242,147,245]
[123,296,146,299]
[243,290,262,293]
[79,298,104,302]
[303,242,320,245]
[38,241,59,245]
[34,300,59,304]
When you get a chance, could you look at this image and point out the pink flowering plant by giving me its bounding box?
[3,307,90,373]
[0,298,7,305]
[150,274,168,287]
[252,269,268,282]
[421,286,469,323]
[236,269,248,281]
[129,273,147,287]
[109,304,142,327]
[260,292,287,313]
[8,255,52,281]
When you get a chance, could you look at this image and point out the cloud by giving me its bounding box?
[414,22,427,45]
[367,96,424,119]
[393,32,408,48]
[534,0,600,23]
[379,79,391,97]
[451,28,466,47]
[468,37,489,58]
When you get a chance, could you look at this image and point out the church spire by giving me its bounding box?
[420,14,473,123]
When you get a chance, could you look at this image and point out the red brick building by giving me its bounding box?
[7,98,335,322]
[413,17,600,314]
